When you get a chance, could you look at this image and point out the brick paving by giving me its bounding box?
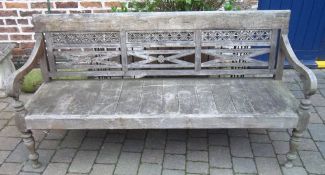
[0,70,325,175]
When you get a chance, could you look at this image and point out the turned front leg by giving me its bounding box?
[285,99,311,168]
[13,100,41,168]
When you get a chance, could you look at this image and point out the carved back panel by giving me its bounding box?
[33,11,290,79]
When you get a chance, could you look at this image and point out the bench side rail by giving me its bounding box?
[32,11,290,79]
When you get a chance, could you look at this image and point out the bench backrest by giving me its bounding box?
[33,10,290,79]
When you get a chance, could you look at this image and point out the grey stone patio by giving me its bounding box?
[0,69,325,175]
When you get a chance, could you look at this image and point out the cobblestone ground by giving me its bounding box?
[0,70,325,175]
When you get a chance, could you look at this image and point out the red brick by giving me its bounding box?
[20,42,35,49]
[80,2,102,8]
[5,19,16,25]
[104,2,122,7]
[0,35,9,40]
[21,26,34,32]
[5,2,28,9]
[20,10,42,17]
[17,19,29,25]
[12,48,25,55]
[0,27,19,33]
[70,10,92,14]
[0,19,4,25]
[55,2,78,8]
[31,2,53,9]
[0,2,3,8]
[0,10,18,17]
[10,34,32,41]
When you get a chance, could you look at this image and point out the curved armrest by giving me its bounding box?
[5,33,45,99]
[280,34,317,98]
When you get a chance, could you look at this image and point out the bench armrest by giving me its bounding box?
[5,33,45,99]
[280,34,317,98]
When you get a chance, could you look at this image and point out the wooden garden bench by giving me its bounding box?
[5,10,317,168]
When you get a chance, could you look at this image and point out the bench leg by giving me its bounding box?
[285,99,311,168]
[13,99,41,169]
[22,130,41,169]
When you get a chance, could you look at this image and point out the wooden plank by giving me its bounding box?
[177,82,199,114]
[210,79,237,114]
[115,80,142,114]
[228,80,255,113]
[120,31,128,72]
[195,30,202,71]
[195,80,218,114]
[44,33,57,73]
[162,79,179,113]
[140,79,163,114]
[268,29,279,71]
[33,11,290,32]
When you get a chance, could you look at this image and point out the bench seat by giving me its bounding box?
[25,78,299,129]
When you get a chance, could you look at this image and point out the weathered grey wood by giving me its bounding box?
[33,11,290,32]
[268,29,279,70]
[44,33,57,74]
[195,30,202,71]
[120,31,128,72]
[25,78,299,129]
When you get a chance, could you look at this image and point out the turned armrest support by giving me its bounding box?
[5,33,45,99]
[280,34,317,98]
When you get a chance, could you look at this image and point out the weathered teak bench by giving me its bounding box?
[6,10,317,168]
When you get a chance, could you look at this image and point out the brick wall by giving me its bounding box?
[0,0,128,65]
[0,0,258,65]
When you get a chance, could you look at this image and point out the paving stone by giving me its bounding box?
[45,130,67,140]
[0,137,20,150]
[308,124,325,141]
[187,151,208,162]
[19,172,41,175]
[187,138,207,151]
[228,129,248,137]
[32,130,46,142]
[272,141,289,154]
[251,143,275,157]
[0,111,15,120]
[282,166,307,175]
[165,140,186,154]
[208,134,228,146]
[232,157,257,174]
[189,129,207,137]
[0,102,8,111]
[268,131,290,141]
[145,132,166,149]
[210,168,233,175]
[138,163,162,175]
[297,138,318,151]
[69,150,97,174]
[43,163,69,175]
[38,140,60,149]
[0,150,10,164]
[80,138,103,150]
[126,130,146,139]
[8,118,15,126]
[299,150,325,174]
[291,90,305,99]
[52,148,77,163]
[186,161,208,174]
[90,164,114,175]
[60,130,86,148]
[208,129,227,134]
[315,106,325,121]
[316,141,325,157]
[167,130,187,141]
[6,142,28,162]
[0,120,8,130]
[209,146,232,168]
[122,139,144,152]
[0,162,23,175]
[277,154,302,166]
[87,130,107,138]
[141,149,164,164]
[96,143,122,164]
[115,152,141,175]
[255,157,281,175]
[162,169,185,175]
[104,133,125,143]
[163,154,185,170]
[248,129,268,134]
[249,134,271,143]
[310,93,325,106]
[23,149,55,173]
[309,112,323,124]
[230,137,253,157]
